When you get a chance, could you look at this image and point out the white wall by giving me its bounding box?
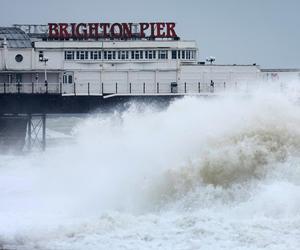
[180,65,261,84]
[34,40,197,50]
[262,71,300,82]
[5,48,33,70]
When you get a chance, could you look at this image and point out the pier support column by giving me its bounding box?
[25,114,47,152]
[42,114,46,151]
[0,115,28,152]
[27,114,32,151]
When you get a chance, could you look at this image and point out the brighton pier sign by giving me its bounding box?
[48,22,178,40]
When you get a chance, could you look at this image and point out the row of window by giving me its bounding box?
[171,50,196,60]
[64,50,196,61]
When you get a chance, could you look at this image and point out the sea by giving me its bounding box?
[1,84,300,250]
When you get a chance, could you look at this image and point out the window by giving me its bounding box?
[186,50,191,60]
[158,50,168,59]
[107,51,112,60]
[177,50,181,59]
[91,51,100,60]
[15,54,23,62]
[105,51,115,60]
[134,51,140,60]
[63,72,73,84]
[65,51,74,60]
[181,50,185,59]
[65,50,106,60]
[76,50,89,60]
[172,50,177,59]
[140,51,143,59]
[16,73,22,83]
[152,50,156,59]
[68,75,73,83]
[145,50,155,59]
[107,50,112,60]
[79,51,85,60]
[7,74,12,83]
[118,51,128,60]
[192,50,196,59]
[90,51,98,60]
[76,51,88,60]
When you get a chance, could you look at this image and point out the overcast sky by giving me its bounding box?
[1,0,299,68]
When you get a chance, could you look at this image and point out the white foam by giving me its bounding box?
[1,85,300,249]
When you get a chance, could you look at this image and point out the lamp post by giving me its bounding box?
[206,57,215,91]
[39,55,48,93]
[43,58,48,93]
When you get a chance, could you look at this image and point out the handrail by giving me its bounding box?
[0,81,261,96]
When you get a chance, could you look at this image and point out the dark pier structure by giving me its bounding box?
[0,92,175,152]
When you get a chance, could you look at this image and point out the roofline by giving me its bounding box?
[261,68,300,72]
[195,63,260,67]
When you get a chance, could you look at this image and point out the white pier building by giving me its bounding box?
[0,23,299,97]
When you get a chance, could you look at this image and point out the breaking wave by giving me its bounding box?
[1,89,300,249]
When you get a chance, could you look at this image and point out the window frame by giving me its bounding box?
[63,72,74,84]
[158,50,168,60]
[171,50,177,59]
[181,50,185,59]
[65,51,74,60]
[134,50,140,60]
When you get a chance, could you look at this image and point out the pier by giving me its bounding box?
[1,23,298,152]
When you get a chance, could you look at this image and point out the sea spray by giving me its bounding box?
[1,90,300,249]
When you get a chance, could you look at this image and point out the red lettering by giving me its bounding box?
[88,23,99,39]
[48,23,59,39]
[47,22,177,40]
[122,23,132,38]
[156,23,166,38]
[110,23,122,38]
[70,23,76,39]
[139,23,150,37]
[59,23,69,39]
[149,23,156,38]
[76,23,87,39]
[166,22,177,38]
[100,23,110,38]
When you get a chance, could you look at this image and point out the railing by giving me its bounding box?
[0,83,60,94]
[0,81,255,97]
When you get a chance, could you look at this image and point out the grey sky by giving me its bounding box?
[1,0,299,68]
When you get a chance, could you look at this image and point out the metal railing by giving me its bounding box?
[0,83,60,94]
[0,81,253,96]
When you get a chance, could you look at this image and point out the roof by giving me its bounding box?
[0,27,32,48]
[261,68,300,72]
[195,63,260,67]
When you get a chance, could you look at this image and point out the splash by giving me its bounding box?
[1,88,300,249]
